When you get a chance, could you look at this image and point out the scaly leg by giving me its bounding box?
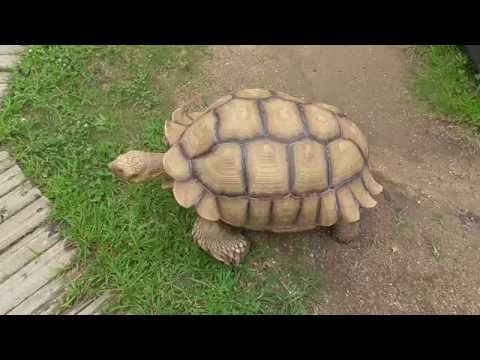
[192,217,250,266]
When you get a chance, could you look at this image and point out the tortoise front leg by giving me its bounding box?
[192,217,250,266]
[332,221,361,244]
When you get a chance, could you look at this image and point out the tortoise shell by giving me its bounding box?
[163,89,382,233]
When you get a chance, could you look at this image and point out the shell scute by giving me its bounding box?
[193,143,244,195]
[163,145,191,181]
[328,139,365,186]
[272,196,301,226]
[303,104,340,142]
[245,140,289,196]
[235,88,271,99]
[216,99,263,141]
[291,140,328,194]
[218,197,249,226]
[180,112,217,158]
[338,117,368,160]
[196,192,220,221]
[173,179,203,208]
[263,98,305,141]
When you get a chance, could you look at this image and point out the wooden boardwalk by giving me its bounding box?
[0,155,113,315]
[0,46,111,315]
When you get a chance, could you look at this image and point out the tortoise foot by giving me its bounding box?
[192,217,250,266]
[332,221,361,244]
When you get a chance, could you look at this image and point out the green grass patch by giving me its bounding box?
[0,46,321,314]
[411,45,480,128]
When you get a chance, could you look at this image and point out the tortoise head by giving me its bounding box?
[109,150,168,184]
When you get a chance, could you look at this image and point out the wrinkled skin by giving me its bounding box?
[109,151,169,184]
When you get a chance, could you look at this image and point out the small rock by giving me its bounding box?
[392,246,399,254]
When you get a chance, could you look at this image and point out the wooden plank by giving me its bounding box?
[0,225,61,283]
[77,292,112,315]
[0,157,16,174]
[0,181,42,223]
[36,291,70,315]
[35,294,66,315]
[0,72,9,84]
[0,165,26,197]
[7,276,66,315]
[34,271,82,315]
[63,298,95,315]
[36,297,66,315]
[0,197,49,253]
[0,55,19,70]
[0,240,75,314]
[0,46,25,55]
[0,83,6,98]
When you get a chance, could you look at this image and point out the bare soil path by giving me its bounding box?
[184,45,480,314]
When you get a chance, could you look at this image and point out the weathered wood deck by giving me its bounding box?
[0,46,111,315]
[0,153,112,315]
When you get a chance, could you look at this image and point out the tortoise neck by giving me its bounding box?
[143,152,168,181]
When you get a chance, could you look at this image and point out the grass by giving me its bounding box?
[411,45,480,128]
[394,208,414,235]
[0,46,321,314]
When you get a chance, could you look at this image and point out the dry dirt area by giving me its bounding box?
[178,45,480,314]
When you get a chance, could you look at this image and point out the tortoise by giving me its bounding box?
[109,88,383,266]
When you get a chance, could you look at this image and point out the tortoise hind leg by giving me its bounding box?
[192,217,250,266]
[332,221,361,244]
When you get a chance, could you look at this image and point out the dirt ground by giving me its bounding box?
[178,45,480,314]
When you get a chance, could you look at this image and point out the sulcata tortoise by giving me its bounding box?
[109,89,383,265]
